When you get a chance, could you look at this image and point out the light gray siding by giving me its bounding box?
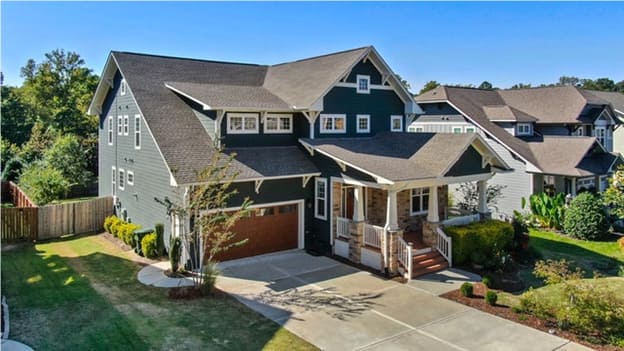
[98,71,181,244]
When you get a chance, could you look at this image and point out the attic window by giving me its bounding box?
[120,79,127,96]
[391,115,403,132]
[517,123,532,136]
[356,75,370,94]
[227,113,259,134]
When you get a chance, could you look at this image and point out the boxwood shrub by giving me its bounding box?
[563,192,609,240]
[141,232,158,258]
[445,220,513,266]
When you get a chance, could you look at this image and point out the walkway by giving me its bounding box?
[137,261,194,288]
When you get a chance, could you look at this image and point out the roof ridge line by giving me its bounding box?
[112,51,267,67]
[270,46,372,67]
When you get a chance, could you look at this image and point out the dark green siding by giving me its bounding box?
[445,146,491,177]
[345,60,383,85]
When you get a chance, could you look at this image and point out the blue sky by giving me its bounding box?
[2,2,623,91]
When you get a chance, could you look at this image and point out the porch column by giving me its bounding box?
[477,180,488,214]
[353,186,365,222]
[571,178,577,196]
[385,190,399,231]
[427,186,439,223]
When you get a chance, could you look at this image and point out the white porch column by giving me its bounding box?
[309,121,315,139]
[477,180,488,214]
[353,186,365,222]
[385,190,399,231]
[427,186,439,223]
[571,178,577,196]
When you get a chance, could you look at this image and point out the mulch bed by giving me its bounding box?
[442,283,621,351]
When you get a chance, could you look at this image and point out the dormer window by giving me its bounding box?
[120,79,127,96]
[517,123,532,136]
[356,75,370,94]
[227,113,259,134]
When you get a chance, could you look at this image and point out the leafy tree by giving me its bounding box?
[395,74,411,92]
[603,165,624,220]
[1,139,20,168]
[510,83,532,89]
[558,76,581,87]
[615,80,624,93]
[44,134,92,186]
[478,81,493,90]
[1,158,23,182]
[0,86,34,146]
[456,182,507,213]
[18,121,58,165]
[418,80,440,95]
[19,162,69,205]
[581,78,616,92]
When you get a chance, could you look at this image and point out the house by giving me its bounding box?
[412,86,623,219]
[584,90,624,155]
[88,46,508,278]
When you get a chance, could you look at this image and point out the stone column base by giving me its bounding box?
[422,221,440,247]
[349,221,364,263]
[386,229,404,274]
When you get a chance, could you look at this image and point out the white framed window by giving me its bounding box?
[594,127,606,146]
[111,166,116,195]
[408,126,424,133]
[517,123,532,136]
[123,115,129,136]
[574,126,585,136]
[320,114,346,134]
[410,188,430,215]
[107,116,113,145]
[264,114,293,134]
[117,116,123,135]
[391,115,403,132]
[356,114,370,133]
[227,113,259,134]
[315,178,327,220]
[118,169,125,191]
[120,79,127,96]
[356,75,370,94]
[452,126,463,134]
[127,171,134,186]
[134,114,141,149]
[464,126,476,133]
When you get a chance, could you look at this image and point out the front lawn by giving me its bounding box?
[1,234,317,350]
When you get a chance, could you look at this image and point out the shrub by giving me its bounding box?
[103,215,118,234]
[169,236,182,273]
[110,217,124,238]
[141,233,158,258]
[482,275,492,288]
[118,223,140,246]
[1,157,23,182]
[528,192,566,229]
[564,192,609,240]
[460,282,473,297]
[201,261,220,294]
[155,223,165,256]
[445,220,514,265]
[485,291,498,306]
[18,162,69,205]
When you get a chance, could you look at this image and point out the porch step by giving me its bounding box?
[411,250,449,278]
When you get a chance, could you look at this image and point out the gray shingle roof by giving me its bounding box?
[300,132,498,182]
[482,105,538,122]
[583,90,624,120]
[225,146,319,180]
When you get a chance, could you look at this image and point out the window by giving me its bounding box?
[118,169,125,190]
[391,115,403,132]
[123,115,129,136]
[134,115,141,149]
[264,114,293,133]
[320,114,346,134]
[111,166,116,195]
[108,116,113,145]
[356,75,370,94]
[464,126,476,133]
[574,127,585,136]
[356,114,370,133]
[315,178,327,220]
[410,188,430,215]
[595,127,606,146]
[452,127,463,134]
[517,123,532,136]
[227,113,258,134]
[117,116,123,135]
[127,171,134,186]
[120,79,127,96]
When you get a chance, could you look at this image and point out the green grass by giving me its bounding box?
[1,235,317,351]
[49,196,97,204]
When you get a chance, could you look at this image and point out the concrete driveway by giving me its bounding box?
[217,251,592,351]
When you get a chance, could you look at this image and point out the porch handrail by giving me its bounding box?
[396,236,413,279]
[336,217,351,239]
[435,227,453,267]
[363,223,383,249]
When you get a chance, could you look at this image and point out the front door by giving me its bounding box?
[342,187,355,220]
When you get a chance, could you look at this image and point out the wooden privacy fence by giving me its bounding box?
[1,181,36,208]
[1,197,113,241]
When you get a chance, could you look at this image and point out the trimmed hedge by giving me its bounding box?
[563,192,609,240]
[141,233,158,258]
[445,220,514,266]
[103,215,141,246]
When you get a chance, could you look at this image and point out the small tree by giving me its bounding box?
[44,134,92,186]
[603,165,624,221]
[156,150,251,293]
[564,192,608,240]
[455,182,506,213]
[19,161,69,205]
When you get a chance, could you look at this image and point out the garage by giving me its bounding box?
[212,201,302,261]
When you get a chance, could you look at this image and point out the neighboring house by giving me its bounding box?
[584,90,624,155]
[412,86,623,219]
[88,46,507,278]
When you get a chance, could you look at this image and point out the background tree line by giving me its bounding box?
[1,49,99,204]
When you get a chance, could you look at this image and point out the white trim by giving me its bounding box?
[164,83,212,110]
[356,75,371,94]
[120,79,127,96]
[409,187,430,216]
[319,114,347,134]
[123,115,129,136]
[391,115,403,132]
[178,172,322,187]
[227,113,259,134]
[107,116,113,145]
[118,168,125,191]
[356,114,370,133]
[315,177,328,220]
[134,114,141,149]
[263,113,293,134]
[335,82,394,91]
[117,116,123,135]
[127,170,134,186]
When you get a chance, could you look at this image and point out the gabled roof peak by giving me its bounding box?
[271,46,372,67]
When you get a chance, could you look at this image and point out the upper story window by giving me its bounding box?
[574,126,585,136]
[315,178,327,220]
[595,127,606,146]
[108,116,113,145]
[464,126,476,133]
[356,114,370,133]
[118,169,125,190]
[356,75,370,94]
[408,125,424,133]
[411,188,430,215]
[452,126,463,134]
[391,115,403,132]
[134,115,141,149]
[120,79,127,96]
[227,113,259,134]
[320,114,346,134]
[127,171,134,186]
[117,116,123,135]
[123,115,129,136]
[517,123,532,136]
[264,114,293,134]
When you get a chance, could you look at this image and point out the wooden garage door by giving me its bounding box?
[212,203,299,261]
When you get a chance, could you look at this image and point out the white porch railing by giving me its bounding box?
[435,227,453,267]
[441,213,480,227]
[396,236,413,279]
[363,223,383,249]
[336,217,351,239]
